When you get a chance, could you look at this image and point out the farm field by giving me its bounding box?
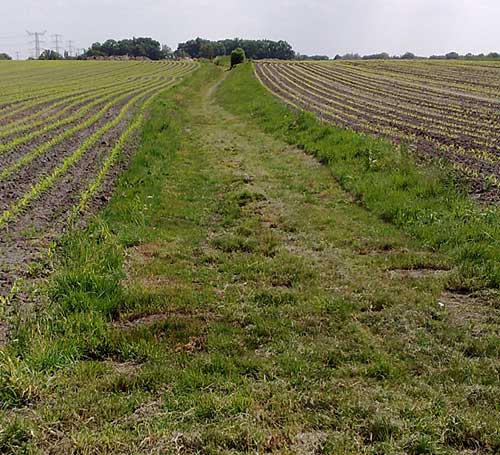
[0,60,197,299]
[255,59,500,199]
[0,62,498,454]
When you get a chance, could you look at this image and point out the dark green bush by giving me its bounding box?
[230,48,245,68]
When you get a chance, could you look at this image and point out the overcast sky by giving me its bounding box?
[1,0,499,59]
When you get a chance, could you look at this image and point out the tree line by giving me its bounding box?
[0,37,297,62]
[85,37,164,60]
[82,37,297,61]
[57,37,297,61]
[334,51,500,60]
[429,51,500,60]
[174,37,295,60]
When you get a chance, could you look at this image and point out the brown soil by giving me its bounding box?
[283,63,500,136]
[0,92,145,212]
[0,92,154,344]
[439,291,500,336]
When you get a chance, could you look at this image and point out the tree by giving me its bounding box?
[199,42,215,59]
[0,53,12,60]
[39,49,63,60]
[295,54,329,61]
[401,52,416,59]
[84,37,163,60]
[362,52,390,60]
[174,49,189,59]
[341,53,361,60]
[101,39,119,56]
[231,48,245,68]
[445,51,460,59]
[86,42,106,57]
[162,45,174,59]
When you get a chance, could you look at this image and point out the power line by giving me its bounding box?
[26,30,46,58]
[52,34,63,54]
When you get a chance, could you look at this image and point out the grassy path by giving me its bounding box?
[1,65,499,454]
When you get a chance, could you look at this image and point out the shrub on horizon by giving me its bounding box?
[231,48,245,68]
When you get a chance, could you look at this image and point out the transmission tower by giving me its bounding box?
[67,40,74,57]
[26,30,46,58]
[52,34,63,54]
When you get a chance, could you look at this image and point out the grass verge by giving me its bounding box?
[217,63,500,290]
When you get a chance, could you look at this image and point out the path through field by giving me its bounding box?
[9,67,498,453]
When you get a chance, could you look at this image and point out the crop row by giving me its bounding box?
[0,61,148,101]
[68,78,167,221]
[0,62,179,135]
[0,61,190,123]
[300,63,500,118]
[340,60,500,98]
[0,60,198,228]
[257,64,496,169]
[0,62,132,109]
[0,63,193,149]
[255,61,500,195]
[274,63,500,153]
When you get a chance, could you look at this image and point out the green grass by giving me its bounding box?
[0,62,498,454]
[218,63,500,290]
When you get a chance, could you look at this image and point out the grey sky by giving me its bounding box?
[1,0,499,59]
